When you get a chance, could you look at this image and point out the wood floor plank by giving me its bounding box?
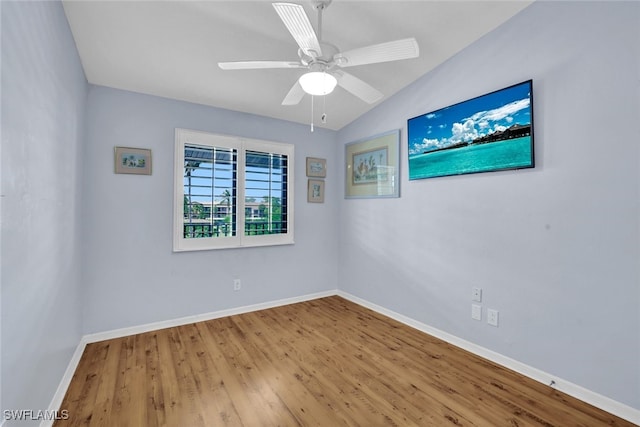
[238,311,361,426]
[55,296,635,427]
[198,317,302,426]
[239,309,394,426]
[312,300,506,426]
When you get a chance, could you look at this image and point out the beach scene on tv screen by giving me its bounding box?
[408,81,533,180]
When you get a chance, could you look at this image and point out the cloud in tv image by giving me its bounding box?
[408,80,534,180]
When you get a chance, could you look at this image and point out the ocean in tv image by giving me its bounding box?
[408,80,534,180]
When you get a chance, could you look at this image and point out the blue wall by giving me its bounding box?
[337,1,639,410]
[1,1,87,423]
[1,0,638,421]
[80,86,338,334]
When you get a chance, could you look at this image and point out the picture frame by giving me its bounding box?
[306,157,327,177]
[345,129,400,198]
[407,80,534,180]
[114,146,152,175]
[307,179,325,203]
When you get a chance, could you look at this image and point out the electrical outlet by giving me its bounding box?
[471,304,482,321]
[233,279,241,291]
[472,287,482,302]
[487,309,499,327]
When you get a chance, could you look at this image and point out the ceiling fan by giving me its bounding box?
[218,1,419,106]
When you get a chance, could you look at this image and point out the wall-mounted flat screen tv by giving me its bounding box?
[408,80,534,180]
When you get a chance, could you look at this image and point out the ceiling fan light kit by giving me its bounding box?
[217,0,419,127]
[299,71,337,95]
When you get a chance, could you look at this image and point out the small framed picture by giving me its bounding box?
[114,147,152,175]
[306,157,327,178]
[307,179,325,203]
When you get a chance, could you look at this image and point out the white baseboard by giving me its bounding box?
[43,289,639,426]
[39,338,88,427]
[336,290,640,426]
[82,289,337,344]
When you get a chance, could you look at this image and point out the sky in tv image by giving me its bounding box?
[408,81,532,156]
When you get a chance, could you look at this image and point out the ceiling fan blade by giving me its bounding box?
[333,70,384,104]
[335,38,419,68]
[218,60,303,70]
[273,2,322,57]
[281,80,305,106]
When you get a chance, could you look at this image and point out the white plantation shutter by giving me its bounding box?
[183,144,237,239]
[244,150,288,236]
[174,129,294,251]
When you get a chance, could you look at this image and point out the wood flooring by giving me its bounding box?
[55,296,635,426]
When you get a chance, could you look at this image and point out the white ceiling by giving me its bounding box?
[62,1,532,131]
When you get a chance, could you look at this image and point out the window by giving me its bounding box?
[174,129,294,251]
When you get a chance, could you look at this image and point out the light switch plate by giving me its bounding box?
[472,287,482,302]
[472,304,482,321]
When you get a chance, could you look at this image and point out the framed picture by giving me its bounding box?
[306,157,327,177]
[307,179,325,203]
[345,129,400,198]
[114,146,152,175]
[407,80,534,180]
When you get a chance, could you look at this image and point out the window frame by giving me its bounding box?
[173,128,294,251]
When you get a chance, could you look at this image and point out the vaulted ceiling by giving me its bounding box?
[62,1,532,130]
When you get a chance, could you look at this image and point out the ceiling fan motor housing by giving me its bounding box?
[299,42,339,68]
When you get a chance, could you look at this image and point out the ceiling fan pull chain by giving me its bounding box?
[322,93,327,124]
[310,94,314,132]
